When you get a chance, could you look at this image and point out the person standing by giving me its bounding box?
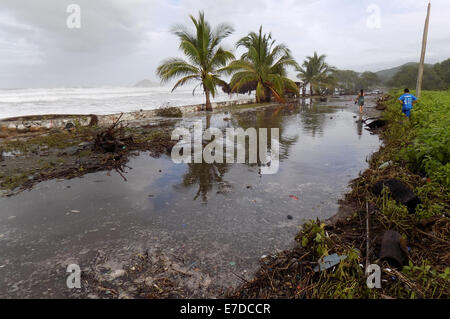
[398,88,418,118]
[355,89,365,114]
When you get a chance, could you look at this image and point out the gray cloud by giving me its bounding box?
[0,0,449,88]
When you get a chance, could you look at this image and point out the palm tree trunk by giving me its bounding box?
[310,84,313,97]
[264,87,272,103]
[205,89,212,111]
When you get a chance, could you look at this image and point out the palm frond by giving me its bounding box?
[156,58,199,82]
[171,75,201,92]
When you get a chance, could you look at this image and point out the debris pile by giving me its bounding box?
[94,114,132,154]
[376,94,392,110]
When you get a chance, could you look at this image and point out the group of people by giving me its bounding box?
[355,88,418,118]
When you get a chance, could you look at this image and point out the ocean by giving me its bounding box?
[0,86,252,119]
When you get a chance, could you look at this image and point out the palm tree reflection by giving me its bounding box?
[179,105,300,202]
[182,162,230,202]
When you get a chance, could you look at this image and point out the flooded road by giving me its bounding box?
[0,97,380,298]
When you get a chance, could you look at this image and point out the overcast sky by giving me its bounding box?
[0,0,449,88]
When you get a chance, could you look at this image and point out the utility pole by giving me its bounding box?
[416,2,431,98]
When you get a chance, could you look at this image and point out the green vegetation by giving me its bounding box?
[297,51,336,96]
[156,11,235,111]
[360,71,381,90]
[331,70,380,94]
[388,64,446,90]
[327,58,450,95]
[1,131,82,153]
[332,70,361,94]
[384,90,450,188]
[155,106,183,118]
[434,58,450,88]
[225,27,298,103]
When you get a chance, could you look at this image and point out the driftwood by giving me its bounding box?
[94,113,132,153]
[379,230,408,269]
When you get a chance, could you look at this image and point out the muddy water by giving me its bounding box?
[0,97,380,298]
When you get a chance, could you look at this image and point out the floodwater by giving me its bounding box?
[0,97,380,298]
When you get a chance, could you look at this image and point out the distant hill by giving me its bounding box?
[133,79,161,88]
[375,62,432,83]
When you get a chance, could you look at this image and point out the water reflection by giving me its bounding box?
[178,101,354,203]
[180,104,303,201]
[182,162,230,202]
[357,114,363,138]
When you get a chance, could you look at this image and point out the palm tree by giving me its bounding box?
[156,12,235,111]
[225,27,299,103]
[297,52,335,96]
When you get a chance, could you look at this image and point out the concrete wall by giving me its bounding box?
[0,98,255,137]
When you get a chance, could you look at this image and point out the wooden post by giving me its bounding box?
[416,2,431,98]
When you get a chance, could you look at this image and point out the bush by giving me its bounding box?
[155,106,183,118]
[384,90,450,188]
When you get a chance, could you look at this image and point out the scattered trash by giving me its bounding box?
[108,269,126,281]
[289,195,299,200]
[379,230,408,268]
[378,161,393,170]
[314,253,347,272]
[287,215,293,220]
[365,119,386,129]
[229,262,236,266]
[70,210,80,214]
[188,261,198,269]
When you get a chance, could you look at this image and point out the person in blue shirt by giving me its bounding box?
[398,88,417,118]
